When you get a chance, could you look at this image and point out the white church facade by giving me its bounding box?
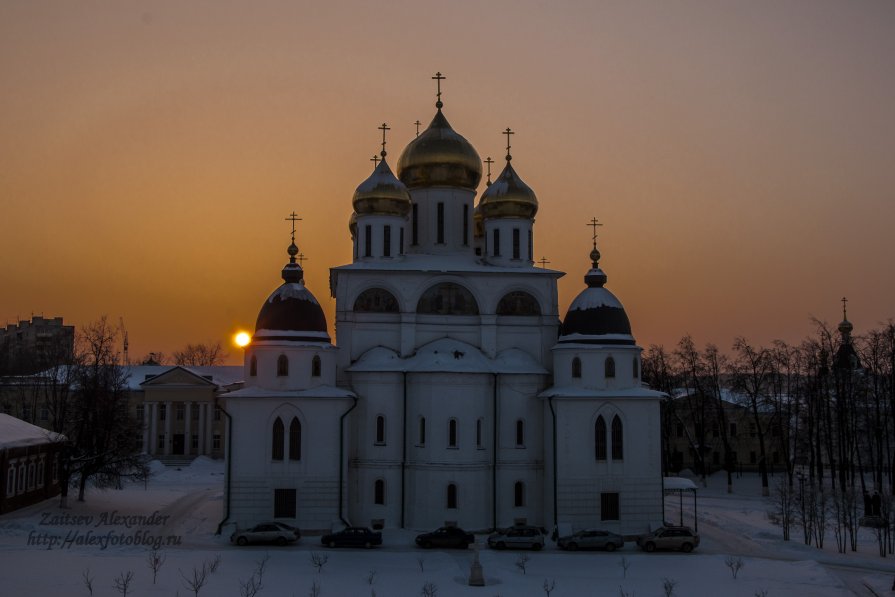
[223,80,665,536]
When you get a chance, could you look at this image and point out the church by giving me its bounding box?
[223,76,665,536]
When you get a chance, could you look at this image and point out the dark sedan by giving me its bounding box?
[321,526,382,548]
[415,526,475,549]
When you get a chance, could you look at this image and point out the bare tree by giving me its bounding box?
[542,578,556,596]
[724,556,744,579]
[310,551,329,573]
[173,342,227,367]
[618,556,630,578]
[180,556,219,597]
[420,581,438,597]
[81,568,94,596]
[112,570,134,597]
[238,554,268,597]
[729,337,773,496]
[147,548,166,584]
[515,553,529,575]
[662,577,677,597]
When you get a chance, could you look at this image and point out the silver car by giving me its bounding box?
[558,529,624,551]
[231,522,300,546]
[487,525,545,550]
[636,526,699,552]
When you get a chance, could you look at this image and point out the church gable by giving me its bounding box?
[139,366,216,388]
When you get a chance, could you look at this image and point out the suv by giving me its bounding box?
[487,525,545,550]
[636,526,699,553]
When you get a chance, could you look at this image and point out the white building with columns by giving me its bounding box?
[223,81,665,535]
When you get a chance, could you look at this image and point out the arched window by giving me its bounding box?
[605,356,616,379]
[375,415,386,445]
[447,483,458,509]
[289,418,301,461]
[277,355,289,377]
[476,418,483,449]
[249,355,257,377]
[417,283,479,315]
[496,291,542,316]
[419,417,426,445]
[311,355,321,377]
[6,467,14,498]
[272,417,285,461]
[595,416,607,461]
[354,288,399,313]
[515,419,525,447]
[612,415,624,460]
[514,481,525,507]
[633,357,639,380]
[572,357,582,379]
[448,418,458,448]
[374,479,385,505]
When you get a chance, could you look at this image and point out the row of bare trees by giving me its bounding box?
[643,320,895,500]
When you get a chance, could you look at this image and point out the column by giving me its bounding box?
[164,401,172,456]
[149,403,158,455]
[205,402,214,455]
[198,402,206,456]
[184,401,192,456]
[142,401,150,454]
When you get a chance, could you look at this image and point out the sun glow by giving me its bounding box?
[234,332,251,347]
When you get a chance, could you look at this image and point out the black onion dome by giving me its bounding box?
[559,257,634,345]
[254,262,330,342]
[397,110,482,190]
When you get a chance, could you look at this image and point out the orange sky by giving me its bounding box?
[2,1,894,365]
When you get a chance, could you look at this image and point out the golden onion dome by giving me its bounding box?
[352,158,412,217]
[478,160,538,219]
[348,211,357,237]
[397,110,482,190]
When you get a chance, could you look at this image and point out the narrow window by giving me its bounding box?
[515,419,525,447]
[17,464,25,493]
[528,229,533,261]
[512,228,520,259]
[289,418,301,460]
[213,434,222,451]
[419,417,426,445]
[514,481,525,507]
[215,406,221,421]
[572,357,582,379]
[375,415,386,445]
[311,355,321,377]
[448,418,458,448]
[730,423,737,437]
[277,354,289,377]
[272,417,285,461]
[437,202,445,244]
[463,204,469,245]
[412,204,419,245]
[159,404,167,421]
[633,357,639,379]
[250,355,257,377]
[476,418,483,449]
[605,356,616,378]
[274,488,297,518]
[364,224,372,257]
[374,479,385,505]
[600,492,620,521]
[400,227,405,254]
[383,224,391,257]
[6,467,15,497]
[595,416,607,460]
[493,228,500,256]
[611,415,624,460]
[27,463,35,490]
[447,483,458,509]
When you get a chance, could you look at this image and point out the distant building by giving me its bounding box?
[0,317,74,374]
[0,413,64,514]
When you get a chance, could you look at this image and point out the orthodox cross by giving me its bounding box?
[484,156,494,184]
[370,155,380,168]
[842,296,848,319]
[285,212,302,243]
[432,71,445,108]
[587,217,602,249]
[297,253,308,266]
[378,122,390,158]
[503,127,514,161]
[414,120,422,137]
[538,256,551,269]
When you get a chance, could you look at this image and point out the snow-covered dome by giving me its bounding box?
[397,109,482,190]
[253,243,330,342]
[559,248,634,345]
[353,157,411,217]
[478,159,538,219]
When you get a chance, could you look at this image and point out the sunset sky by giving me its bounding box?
[2,1,894,365]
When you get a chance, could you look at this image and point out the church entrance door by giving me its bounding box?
[172,434,185,455]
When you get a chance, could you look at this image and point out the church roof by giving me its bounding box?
[347,338,548,374]
[397,109,482,190]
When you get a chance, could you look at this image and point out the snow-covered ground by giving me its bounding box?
[1,461,893,596]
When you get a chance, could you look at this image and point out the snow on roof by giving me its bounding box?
[664,476,699,490]
[539,386,666,399]
[0,413,64,449]
[129,365,243,390]
[222,385,355,400]
[347,338,549,374]
[566,286,624,310]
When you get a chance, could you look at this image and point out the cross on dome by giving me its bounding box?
[587,217,603,268]
[414,120,422,137]
[842,296,848,320]
[285,211,302,264]
[503,128,514,162]
[378,122,390,158]
[432,71,445,109]
[538,256,551,269]
[484,156,494,185]
[371,155,380,169]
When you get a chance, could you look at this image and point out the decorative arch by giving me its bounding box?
[605,356,616,379]
[289,417,301,460]
[595,416,607,461]
[417,283,479,315]
[496,291,542,316]
[272,417,285,461]
[354,288,399,313]
[612,415,624,460]
[277,354,289,377]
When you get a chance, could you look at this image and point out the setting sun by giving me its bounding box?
[234,332,251,347]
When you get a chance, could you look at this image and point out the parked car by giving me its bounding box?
[557,529,623,551]
[636,526,699,552]
[487,525,545,550]
[231,522,301,546]
[415,526,475,549]
[321,526,383,548]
